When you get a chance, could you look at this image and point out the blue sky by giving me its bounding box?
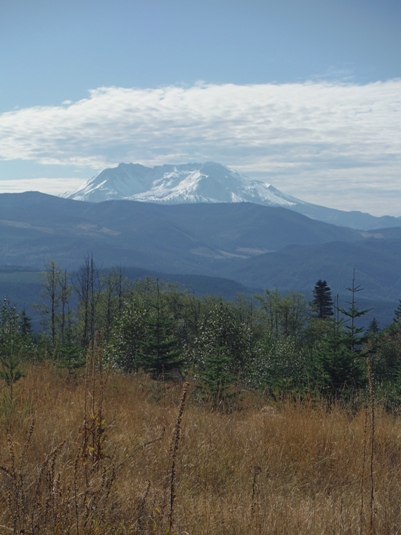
[1,0,400,215]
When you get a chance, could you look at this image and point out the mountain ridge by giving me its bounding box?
[0,192,364,272]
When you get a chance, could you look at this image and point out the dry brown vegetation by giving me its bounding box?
[1,356,401,534]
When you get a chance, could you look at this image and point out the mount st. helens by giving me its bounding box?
[66,162,401,230]
[66,162,298,206]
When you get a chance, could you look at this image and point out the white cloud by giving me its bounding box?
[0,178,85,195]
[0,81,400,214]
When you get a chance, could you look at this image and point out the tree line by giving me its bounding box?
[1,258,401,409]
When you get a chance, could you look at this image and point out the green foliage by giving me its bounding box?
[309,275,369,400]
[107,295,148,373]
[0,298,29,400]
[137,281,184,379]
[108,280,188,378]
[248,333,309,396]
[371,322,401,384]
[6,257,401,408]
[254,288,307,338]
[189,299,252,408]
[0,353,25,396]
[393,300,401,324]
[367,317,380,335]
[338,271,371,353]
[311,320,365,400]
[55,338,86,374]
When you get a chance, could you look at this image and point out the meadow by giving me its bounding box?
[1,356,400,535]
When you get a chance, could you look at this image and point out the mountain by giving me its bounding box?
[66,162,300,206]
[0,192,362,272]
[65,162,401,230]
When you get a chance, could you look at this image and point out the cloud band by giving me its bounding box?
[0,81,400,213]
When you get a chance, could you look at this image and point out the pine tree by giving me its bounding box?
[190,299,252,408]
[0,298,26,401]
[137,281,183,379]
[19,309,32,336]
[367,317,380,335]
[394,300,401,323]
[338,271,371,353]
[312,279,368,400]
[311,280,334,319]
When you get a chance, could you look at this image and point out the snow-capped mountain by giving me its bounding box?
[65,161,401,230]
[65,162,303,208]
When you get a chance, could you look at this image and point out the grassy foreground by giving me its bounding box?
[1,360,401,534]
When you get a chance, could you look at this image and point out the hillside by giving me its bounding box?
[0,192,362,272]
[225,237,401,302]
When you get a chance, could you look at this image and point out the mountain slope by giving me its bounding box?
[65,162,401,230]
[0,192,363,272]
[224,237,401,303]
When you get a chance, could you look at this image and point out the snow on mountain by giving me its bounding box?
[65,162,302,208]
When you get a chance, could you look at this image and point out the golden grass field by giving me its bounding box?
[1,358,401,534]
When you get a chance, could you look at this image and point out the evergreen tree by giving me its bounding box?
[19,309,32,336]
[190,299,252,408]
[0,298,27,401]
[338,271,370,353]
[311,280,334,319]
[315,273,369,398]
[310,280,368,400]
[107,279,199,375]
[56,336,86,374]
[393,300,401,324]
[367,317,380,335]
[137,281,183,379]
[107,295,148,373]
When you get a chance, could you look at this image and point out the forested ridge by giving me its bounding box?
[2,258,401,409]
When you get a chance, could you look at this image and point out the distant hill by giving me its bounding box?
[0,192,363,272]
[224,237,401,303]
[65,162,401,230]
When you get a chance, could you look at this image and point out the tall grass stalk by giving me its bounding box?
[167,381,189,533]
[367,357,376,535]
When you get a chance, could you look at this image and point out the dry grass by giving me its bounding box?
[1,361,401,534]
